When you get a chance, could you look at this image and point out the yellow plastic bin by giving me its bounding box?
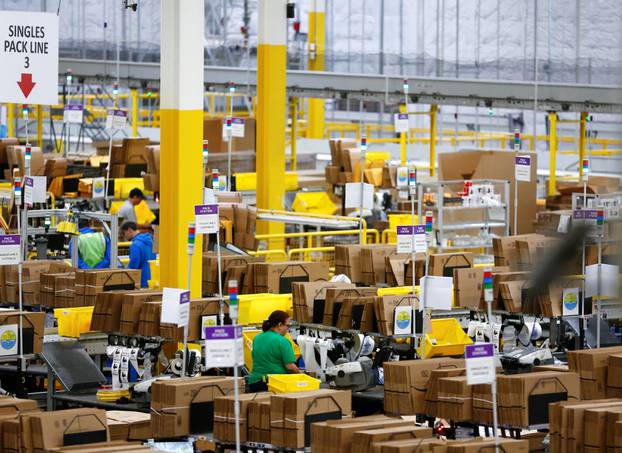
[243,329,301,371]
[291,192,337,216]
[267,374,320,394]
[234,172,298,192]
[387,214,418,244]
[148,259,160,288]
[417,318,472,359]
[54,306,94,338]
[237,293,292,326]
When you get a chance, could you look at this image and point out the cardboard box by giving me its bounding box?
[7,145,45,177]
[323,287,377,327]
[145,145,160,174]
[292,281,356,324]
[203,117,256,153]
[160,297,228,342]
[445,438,529,453]
[248,399,271,443]
[119,291,162,335]
[0,311,45,354]
[335,245,365,283]
[453,266,510,310]
[438,376,473,421]
[30,408,109,452]
[350,425,433,453]
[424,368,466,417]
[359,245,401,286]
[516,236,558,270]
[497,371,580,428]
[370,437,446,453]
[5,260,70,305]
[105,411,151,441]
[136,301,161,337]
[310,415,413,453]
[151,376,242,438]
[492,234,544,271]
[75,269,140,305]
[428,253,473,278]
[568,346,622,399]
[374,295,417,337]
[383,358,465,415]
[270,389,351,449]
[213,392,271,443]
[202,253,262,295]
[253,261,329,294]
[439,150,537,234]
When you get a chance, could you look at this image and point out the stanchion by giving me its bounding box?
[483,268,499,448]
[229,280,241,453]
[420,210,433,360]
[358,133,367,243]
[15,179,25,376]
[226,83,235,191]
[183,222,196,378]
[203,140,209,192]
[513,130,521,235]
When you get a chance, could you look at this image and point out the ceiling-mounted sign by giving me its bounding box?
[0,11,59,105]
[63,104,83,124]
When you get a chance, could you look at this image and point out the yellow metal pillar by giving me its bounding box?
[578,111,587,179]
[306,0,325,139]
[548,112,558,197]
[429,104,438,176]
[159,0,204,296]
[257,0,287,250]
[131,88,139,137]
[399,104,407,164]
[36,105,43,148]
[290,97,298,171]
[7,104,15,138]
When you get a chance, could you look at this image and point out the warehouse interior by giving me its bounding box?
[0,0,620,452]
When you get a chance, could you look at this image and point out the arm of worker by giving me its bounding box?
[281,340,301,374]
[128,242,142,270]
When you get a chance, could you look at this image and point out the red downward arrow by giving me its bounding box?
[17,73,36,98]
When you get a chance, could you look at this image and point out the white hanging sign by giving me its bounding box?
[92,177,105,199]
[23,176,34,207]
[160,288,191,327]
[465,343,496,385]
[0,235,20,265]
[105,109,127,130]
[393,306,413,335]
[0,11,59,105]
[0,324,18,356]
[63,104,83,124]
[222,117,246,139]
[396,166,409,188]
[514,155,532,182]
[204,325,244,368]
[394,113,409,133]
[396,225,427,254]
[194,204,219,234]
[345,182,374,209]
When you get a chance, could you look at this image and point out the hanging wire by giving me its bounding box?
[57,0,62,15]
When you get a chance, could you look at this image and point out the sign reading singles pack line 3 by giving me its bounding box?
[0,11,59,105]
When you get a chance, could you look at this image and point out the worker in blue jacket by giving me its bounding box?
[70,226,111,269]
[121,221,156,288]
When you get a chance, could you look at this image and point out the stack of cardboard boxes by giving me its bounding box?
[3,261,71,305]
[142,145,160,192]
[75,269,141,306]
[201,253,263,295]
[567,346,622,399]
[110,138,150,178]
[292,281,355,323]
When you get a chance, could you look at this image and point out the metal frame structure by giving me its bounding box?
[22,209,120,268]
[58,58,622,113]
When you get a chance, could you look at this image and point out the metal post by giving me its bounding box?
[596,236,602,348]
[183,222,195,378]
[486,291,499,442]
[290,98,298,171]
[131,88,139,137]
[216,224,224,325]
[36,106,43,148]
[379,0,385,74]
[429,105,438,176]
[548,112,557,197]
[7,104,15,138]
[533,0,539,152]
[578,112,587,179]
[400,104,407,165]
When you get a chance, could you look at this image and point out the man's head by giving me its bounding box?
[121,221,139,241]
[128,188,144,206]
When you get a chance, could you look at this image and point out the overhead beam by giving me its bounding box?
[58,58,622,113]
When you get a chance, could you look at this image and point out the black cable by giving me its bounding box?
[56,0,61,15]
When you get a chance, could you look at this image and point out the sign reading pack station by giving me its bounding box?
[396,225,427,254]
[465,343,496,385]
[204,325,244,368]
[194,204,219,234]
[0,235,21,265]
[0,11,59,105]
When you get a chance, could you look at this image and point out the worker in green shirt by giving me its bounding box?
[248,310,301,392]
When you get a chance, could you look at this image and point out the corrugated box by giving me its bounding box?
[248,399,271,443]
[213,392,271,443]
[75,269,140,306]
[424,368,466,417]
[270,389,351,449]
[105,411,151,441]
[428,253,473,278]
[119,291,162,335]
[5,260,70,305]
[292,281,355,324]
[568,346,622,400]
[0,311,45,354]
[323,287,377,327]
[369,437,446,453]
[136,301,161,337]
[437,376,472,421]
[492,234,544,271]
[253,261,329,294]
[30,408,109,453]
[350,425,433,453]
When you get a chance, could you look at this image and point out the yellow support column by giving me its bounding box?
[578,111,587,178]
[306,0,325,139]
[548,111,558,197]
[159,0,204,296]
[290,97,298,171]
[131,88,139,137]
[399,104,407,164]
[429,104,438,176]
[7,104,15,138]
[257,0,287,250]
[36,105,43,148]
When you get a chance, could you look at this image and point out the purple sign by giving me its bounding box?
[515,156,531,166]
[397,113,408,120]
[110,109,127,118]
[397,225,425,235]
[24,178,33,188]
[195,204,218,215]
[180,291,190,304]
[465,343,494,359]
[0,235,20,245]
[232,117,245,125]
[204,325,242,340]
[573,209,599,220]
[64,104,83,111]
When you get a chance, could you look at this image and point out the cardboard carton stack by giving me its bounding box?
[4,260,70,305]
[492,234,545,271]
[0,310,45,353]
[359,245,402,285]
[292,281,355,324]
[213,393,271,443]
[428,252,474,278]
[374,294,416,337]
[248,399,272,443]
[160,297,228,341]
[322,287,378,327]
[150,376,242,438]
[29,408,109,453]
[253,261,329,294]
[0,396,40,453]
[75,269,141,306]
[424,368,466,417]
[383,358,465,416]
[452,266,509,310]
[119,291,163,335]
[91,290,161,333]
[6,145,45,177]
[142,145,160,192]
[335,295,377,332]
[497,371,580,428]
[385,253,424,287]
[270,389,351,450]
[472,383,494,425]
[136,301,162,337]
[311,415,431,453]
[215,203,259,251]
[567,346,622,399]
[110,138,150,178]
[326,139,358,185]
[40,272,74,308]
[437,376,473,422]
[201,253,263,295]
[105,411,151,441]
